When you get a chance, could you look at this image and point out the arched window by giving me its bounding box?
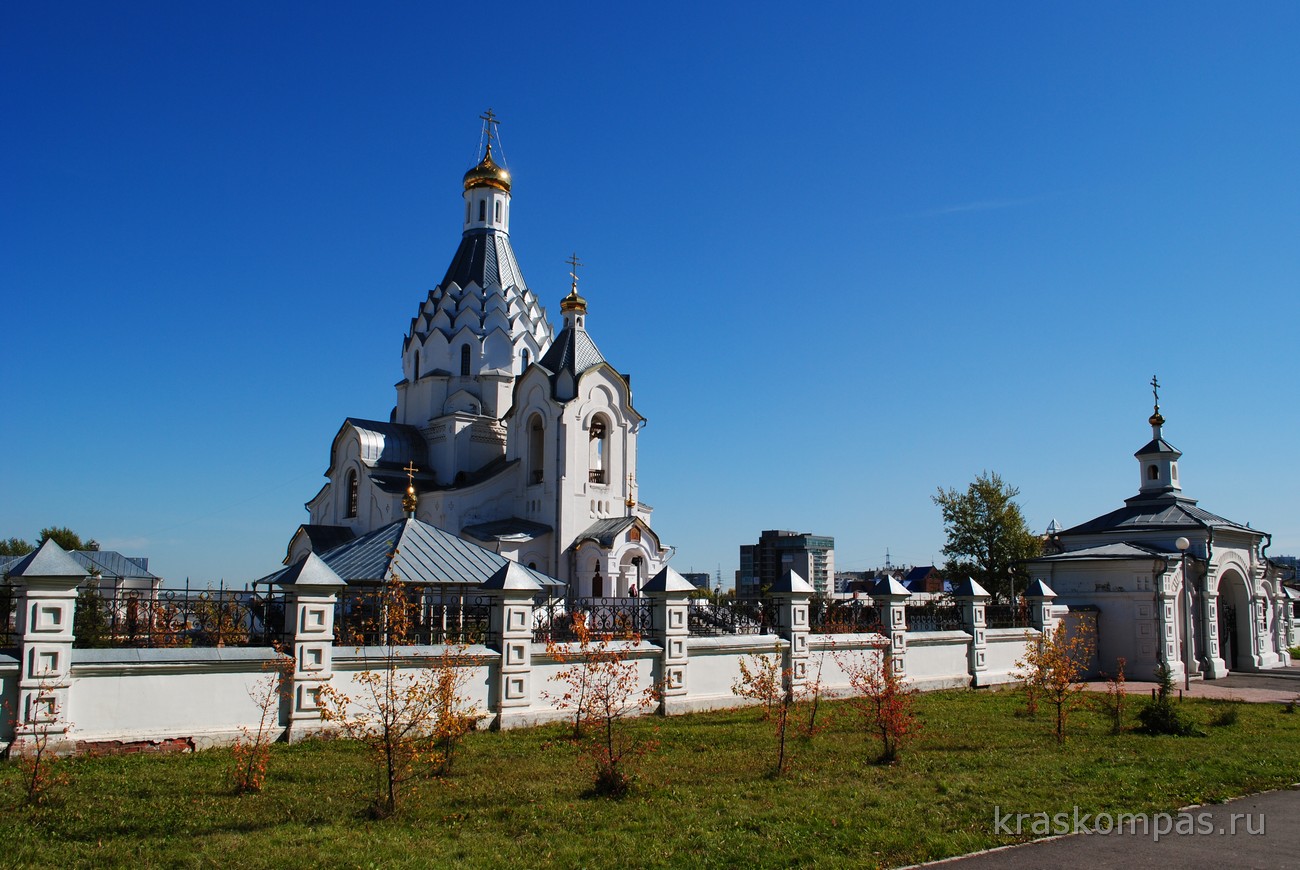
[592,571,603,598]
[465,201,470,223]
[588,417,608,484]
[346,470,358,518]
[478,199,486,221]
[528,414,544,485]
[521,349,530,369]
[413,351,420,380]
[460,345,471,376]
[494,201,501,223]
[1148,464,1159,481]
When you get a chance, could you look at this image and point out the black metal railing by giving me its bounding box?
[334,585,492,647]
[904,604,964,633]
[985,603,1027,629]
[688,599,776,637]
[73,583,288,649]
[0,584,15,649]
[533,596,651,643]
[810,599,881,634]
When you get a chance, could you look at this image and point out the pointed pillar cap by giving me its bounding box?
[481,561,544,592]
[275,551,346,588]
[1025,579,1056,599]
[951,577,991,598]
[6,538,87,580]
[769,569,813,595]
[872,576,911,597]
[642,565,698,594]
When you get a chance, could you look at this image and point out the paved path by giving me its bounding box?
[1082,662,1300,705]
[916,787,1300,869]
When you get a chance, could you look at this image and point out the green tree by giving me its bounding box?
[0,537,33,557]
[38,527,87,551]
[932,471,1041,603]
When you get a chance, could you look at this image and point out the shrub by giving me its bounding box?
[1136,663,1202,737]
[836,646,920,764]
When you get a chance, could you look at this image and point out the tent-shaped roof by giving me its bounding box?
[1058,495,1257,537]
[257,517,562,588]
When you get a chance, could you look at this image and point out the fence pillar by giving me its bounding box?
[275,553,345,742]
[643,566,695,714]
[872,576,912,677]
[7,540,87,754]
[1025,579,1058,635]
[953,578,991,686]
[482,562,541,730]
[770,569,814,692]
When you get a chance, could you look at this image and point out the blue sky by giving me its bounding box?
[3,2,1297,585]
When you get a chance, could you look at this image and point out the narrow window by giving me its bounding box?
[346,470,358,518]
[1148,464,1159,481]
[413,351,420,380]
[592,571,603,598]
[521,349,530,369]
[494,201,501,222]
[460,345,471,376]
[466,201,471,222]
[529,414,544,484]
[478,199,486,222]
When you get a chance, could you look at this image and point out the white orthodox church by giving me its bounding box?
[1026,389,1294,681]
[285,123,669,597]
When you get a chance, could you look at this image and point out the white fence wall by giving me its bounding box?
[2,584,1059,755]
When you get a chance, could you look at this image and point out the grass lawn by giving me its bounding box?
[2,689,1298,869]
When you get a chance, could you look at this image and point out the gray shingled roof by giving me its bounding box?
[1058,495,1257,537]
[537,326,606,376]
[439,228,527,293]
[256,518,562,588]
[1134,437,1181,457]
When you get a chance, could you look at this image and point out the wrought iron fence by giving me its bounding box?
[0,583,15,649]
[904,604,964,633]
[688,599,776,637]
[533,596,651,643]
[73,583,288,648]
[334,585,492,647]
[985,603,1027,629]
[810,599,881,634]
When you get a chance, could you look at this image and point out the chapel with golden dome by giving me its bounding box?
[289,114,669,596]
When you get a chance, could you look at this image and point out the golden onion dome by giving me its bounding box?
[560,286,587,314]
[463,143,511,193]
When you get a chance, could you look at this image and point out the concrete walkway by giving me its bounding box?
[1082,662,1300,705]
[917,786,1300,869]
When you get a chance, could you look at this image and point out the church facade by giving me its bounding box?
[1026,393,1294,681]
[288,125,669,597]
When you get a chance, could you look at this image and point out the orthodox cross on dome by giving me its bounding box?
[566,251,583,292]
[402,461,420,517]
[625,473,637,512]
[1149,374,1165,427]
[477,108,505,163]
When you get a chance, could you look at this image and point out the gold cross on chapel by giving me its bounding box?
[566,252,583,292]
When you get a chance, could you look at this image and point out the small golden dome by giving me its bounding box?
[560,286,587,314]
[1149,412,1165,427]
[463,143,511,192]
